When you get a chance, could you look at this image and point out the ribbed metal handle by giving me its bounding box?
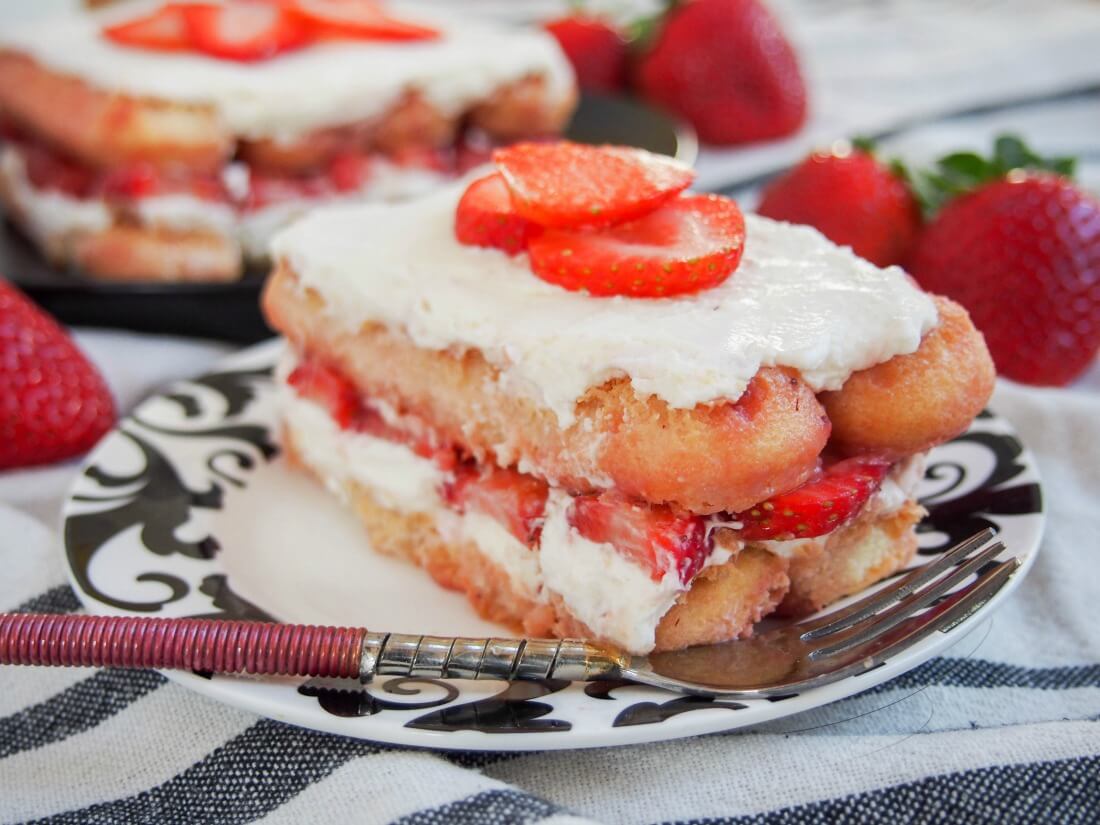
[0,613,365,679]
[360,632,628,683]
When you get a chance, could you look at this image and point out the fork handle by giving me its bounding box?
[0,614,626,683]
[362,632,626,682]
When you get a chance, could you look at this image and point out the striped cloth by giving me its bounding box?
[3,2,1100,822]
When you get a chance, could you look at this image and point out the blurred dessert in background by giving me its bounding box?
[0,0,576,282]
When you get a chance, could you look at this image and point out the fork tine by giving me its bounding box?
[757,558,1020,697]
[800,528,996,641]
[809,540,1005,660]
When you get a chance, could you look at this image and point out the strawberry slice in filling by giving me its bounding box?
[732,456,892,541]
[444,462,549,546]
[568,492,713,584]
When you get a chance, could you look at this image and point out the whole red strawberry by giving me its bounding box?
[0,281,116,469]
[757,144,922,268]
[544,14,628,94]
[908,137,1100,387]
[634,0,806,145]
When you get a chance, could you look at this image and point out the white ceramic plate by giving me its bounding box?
[62,340,1045,751]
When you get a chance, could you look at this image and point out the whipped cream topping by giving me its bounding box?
[0,1,574,142]
[273,182,940,424]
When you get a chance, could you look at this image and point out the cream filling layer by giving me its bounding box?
[277,373,689,653]
[273,182,940,425]
[0,1,575,142]
[0,145,448,260]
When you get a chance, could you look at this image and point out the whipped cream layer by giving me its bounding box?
[0,1,574,142]
[273,183,940,424]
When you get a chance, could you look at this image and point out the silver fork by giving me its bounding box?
[0,530,1018,698]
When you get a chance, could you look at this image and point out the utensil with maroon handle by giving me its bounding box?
[0,530,1017,698]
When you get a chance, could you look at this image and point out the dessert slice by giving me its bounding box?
[0,0,576,282]
[263,142,995,654]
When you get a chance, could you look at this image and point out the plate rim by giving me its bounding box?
[60,338,1046,751]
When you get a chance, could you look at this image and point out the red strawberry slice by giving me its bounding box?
[568,493,712,584]
[182,2,308,62]
[735,457,891,541]
[444,463,549,545]
[288,358,456,468]
[0,281,116,470]
[21,144,96,199]
[287,360,358,428]
[326,152,372,193]
[103,3,192,52]
[286,0,439,41]
[528,194,745,297]
[492,142,695,229]
[454,173,541,256]
[96,162,228,202]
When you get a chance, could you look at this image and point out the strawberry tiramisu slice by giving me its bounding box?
[263,142,995,654]
[0,0,575,282]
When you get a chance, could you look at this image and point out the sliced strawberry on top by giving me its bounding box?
[287,360,359,428]
[103,3,192,52]
[182,2,308,62]
[444,462,549,545]
[286,0,440,41]
[735,457,892,541]
[455,173,541,256]
[492,142,695,229]
[568,493,712,584]
[528,194,745,297]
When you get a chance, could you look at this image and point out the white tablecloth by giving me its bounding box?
[2,1,1100,823]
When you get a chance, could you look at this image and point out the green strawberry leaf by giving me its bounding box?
[626,0,678,49]
[913,133,1077,216]
[992,135,1037,171]
[851,135,877,154]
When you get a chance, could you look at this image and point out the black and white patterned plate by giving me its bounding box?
[61,340,1044,751]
